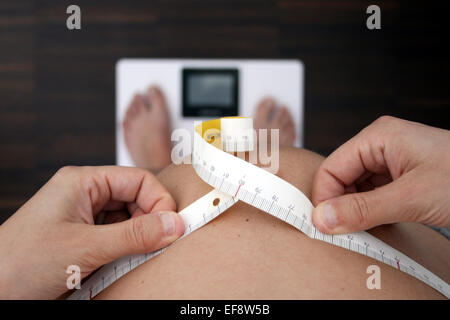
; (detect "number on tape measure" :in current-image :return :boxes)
[68,118,450,300]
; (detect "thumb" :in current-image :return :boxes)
[312,179,414,234]
[89,211,185,264]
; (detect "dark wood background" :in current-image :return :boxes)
[1,0,449,224]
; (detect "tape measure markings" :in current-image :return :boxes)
[69,189,237,300]
[192,120,449,297]
[69,118,449,299]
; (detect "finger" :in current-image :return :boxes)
[102,211,130,224]
[95,211,106,225]
[367,173,392,187]
[355,174,392,192]
[81,166,176,217]
[312,130,388,206]
[344,184,357,194]
[127,202,146,218]
[89,211,185,262]
[354,171,373,185]
[103,200,125,211]
[96,210,130,224]
[127,202,138,215]
[312,177,416,234]
[355,180,375,193]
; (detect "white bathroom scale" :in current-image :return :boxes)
[116,59,304,166]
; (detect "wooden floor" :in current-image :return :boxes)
[1,0,449,223]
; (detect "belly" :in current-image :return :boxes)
[95,201,448,299]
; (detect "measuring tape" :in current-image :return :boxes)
[69,117,449,299]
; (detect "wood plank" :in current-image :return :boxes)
[0,0,449,223]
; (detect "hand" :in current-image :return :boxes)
[312,116,450,234]
[0,166,185,299]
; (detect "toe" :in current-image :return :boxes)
[286,125,296,145]
[122,117,129,131]
[141,95,151,110]
[254,97,276,128]
[284,108,296,143]
[147,86,171,127]
[130,94,146,117]
[147,86,167,109]
[278,107,296,146]
[280,107,292,127]
[126,94,139,117]
[123,94,148,137]
[286,108,295,127]
[272,107,286,128]
[135,94,147,112]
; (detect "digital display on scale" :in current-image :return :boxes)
[182,68,239,117]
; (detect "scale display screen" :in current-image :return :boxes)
[182,68,239,117]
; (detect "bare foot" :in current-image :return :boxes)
[123,86,172,172]
[253,97,296,146]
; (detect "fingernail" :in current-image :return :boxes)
[318,203,338,229]
[159,211,177,236]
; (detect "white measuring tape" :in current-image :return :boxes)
[69,117,449,299]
